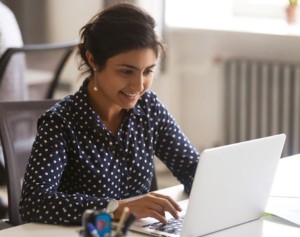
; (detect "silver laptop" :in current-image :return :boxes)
[130,134,286,237]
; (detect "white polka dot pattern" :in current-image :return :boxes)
[19,78,200,224]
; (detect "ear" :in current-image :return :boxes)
[86,50,97,69]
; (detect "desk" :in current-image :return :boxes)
[0,186,185,237]
[0,185,299,237]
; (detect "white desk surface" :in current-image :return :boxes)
[1,155,300,237]
[0,185,187,237]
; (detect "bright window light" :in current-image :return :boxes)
[165,0,290,28]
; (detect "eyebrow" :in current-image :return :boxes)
[117,64,156,70]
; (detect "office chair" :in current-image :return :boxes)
[0,99,58,226]
[0,41,77,99]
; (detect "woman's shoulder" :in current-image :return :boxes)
[40,95,79,122]
[137,90,168,116]
[46,80,90,114]
[140,90,160,105]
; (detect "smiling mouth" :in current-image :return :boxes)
[122,91,139,98]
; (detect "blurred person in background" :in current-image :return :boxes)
[0,1,28,101]
[0,1,28,218]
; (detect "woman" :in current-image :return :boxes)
[20,3,199,225]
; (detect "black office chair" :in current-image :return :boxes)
[0,99,59,226]
[0,41,77,99]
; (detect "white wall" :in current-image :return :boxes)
[44,0,104,93]
[152,28,300,151]
[45,0,102,43]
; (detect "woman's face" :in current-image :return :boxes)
[92,48,157,110]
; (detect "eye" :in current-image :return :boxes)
[143,68,154,76]
[120,69,133,75]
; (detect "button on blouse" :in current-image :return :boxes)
[19,78,200,224]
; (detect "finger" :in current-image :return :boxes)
[146,202,165,216]
[151,193,182,211]
[131,203,166,224]
[160,199,179,219]
[150,194,179,219]
[148,209,168,224]
[151,192,181,212]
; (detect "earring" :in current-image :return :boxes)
[93,67,98,91]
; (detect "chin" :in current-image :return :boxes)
[121,100,139,110]
[123,104,136,110]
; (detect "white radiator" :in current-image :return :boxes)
[224,58,300,157]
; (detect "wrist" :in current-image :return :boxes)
[106,199,119,220]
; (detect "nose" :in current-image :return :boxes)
[131,74,144,92]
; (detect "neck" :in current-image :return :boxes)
[87,79,124,135]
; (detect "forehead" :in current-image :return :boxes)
[107,48,157,68]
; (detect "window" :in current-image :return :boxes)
[165,0,233,28]
[165,0,290,28]
[233,0,289,19]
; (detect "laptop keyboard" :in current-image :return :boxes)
[143,217,184,235]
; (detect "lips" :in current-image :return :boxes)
[121,91,139,99]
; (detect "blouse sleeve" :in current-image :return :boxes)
[154,97,200,194]
[19,112,110,225]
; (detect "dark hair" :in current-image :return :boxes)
[77,3,165,76]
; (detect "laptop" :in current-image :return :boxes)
[129,134,286,237]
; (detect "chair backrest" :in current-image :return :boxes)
[0,41,77,99]
[0,99,58,226]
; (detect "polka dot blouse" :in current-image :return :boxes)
[19,78,200,225]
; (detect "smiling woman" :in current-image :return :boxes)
[19,3,200,226]
[86,48,157,117]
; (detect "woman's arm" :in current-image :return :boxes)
[19,112,110,224]
[154,98,200,194]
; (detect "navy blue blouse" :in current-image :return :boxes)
[19,78,200,224]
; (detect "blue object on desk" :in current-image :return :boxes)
[87,223,100,237]
[95,212,111,237]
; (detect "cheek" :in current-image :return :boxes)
[144,77,153,89]
[97,73,123,89]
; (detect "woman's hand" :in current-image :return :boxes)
[114,192,182,224]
